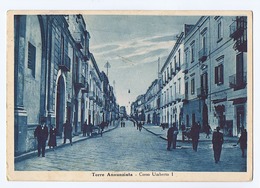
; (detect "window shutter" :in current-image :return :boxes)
[220,64,224,84]
[215,66,218,84]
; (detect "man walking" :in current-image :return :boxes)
[167,125,174,151]
[237,128,247,158]
[212,126,224,163]
[191,122,200,151]
[34,122,48,157]
[63,120,72,145]
[172,123,179,149]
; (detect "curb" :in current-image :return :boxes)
[143,126,238,143]
[15,124,119,163]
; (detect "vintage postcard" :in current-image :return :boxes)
[6,10,253,181]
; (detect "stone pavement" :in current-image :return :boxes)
[143,124,239,143]
[15,120,246,172]
[15,121,119,163]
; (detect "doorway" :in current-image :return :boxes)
[56,76,65,136]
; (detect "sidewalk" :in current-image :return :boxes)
[15,121,119,163]
[143,124,239,143]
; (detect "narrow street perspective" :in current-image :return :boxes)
[15,120,246,172]
[11,12,250,178]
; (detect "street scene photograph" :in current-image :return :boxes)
[8,11,252,181]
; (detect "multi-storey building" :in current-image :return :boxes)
[144,79,160,125]
[14,14,117,156]
[88,53,103,126]
[182,16,247,136]
[160,25,193,129]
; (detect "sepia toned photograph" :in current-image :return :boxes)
[6,10,252,181]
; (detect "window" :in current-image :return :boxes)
[191,45,195,63]
[185,51,188,64]
[191,78,195,95]
[61,35,64,63]
[28,42,36,77]
[236,53,245,87]
[167,67,169,80]
[178,78,181,94]
[170,62,172,75]
[201,72,208,90]
[185,82,188,95]
[215,64,224,85]
[178,49,181,68]
[174,56,177,70]
[217,19,223,42]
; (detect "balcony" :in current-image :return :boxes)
[176,93,184,101]
[229,17,246,40]
[74,32,84,49]
[197,87,208,98]
[229,72,247,90]
[75,75,85,88]
[172,69,176,76]
[88,91,96,100]
[59,54,71,72]
[182,93,189,103]
[175,65,180,72]
[198,48,208,62]
[233,39,247,52]
[81,82,89,93]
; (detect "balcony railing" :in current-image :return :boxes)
[81,82,89,93]
[182,93,189,103]
[198,48,208,62]
[230,17,246,40]
[75,75,85,88]
[74,32,84,49]
[59,54,71,72]
[197,87,208,98]
[175,64,180,71]
[233,39,247,52]
[175,93,182,101]
[229,72,247,90]
[88,91,96,100]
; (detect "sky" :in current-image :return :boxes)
[83,15,200,113]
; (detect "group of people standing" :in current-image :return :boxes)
[34,123,58,157]
[34,120,74,157]
[167,122,247,163]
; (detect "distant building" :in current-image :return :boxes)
[119,106,127,118]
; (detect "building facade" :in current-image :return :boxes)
[131,16,248,137]
[14,15,118,156]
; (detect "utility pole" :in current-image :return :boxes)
[104,61,111,77]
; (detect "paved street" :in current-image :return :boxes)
[15,121,246,172]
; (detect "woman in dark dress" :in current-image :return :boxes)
[48,125,57,150]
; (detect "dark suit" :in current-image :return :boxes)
[191,124,200,151]
[167,127,174,150]
[212,130,224,163]
[34,125,48,157]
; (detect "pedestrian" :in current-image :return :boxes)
[181,122,186,142]
[190,122,200,151]
[167,125,174,151]
[48,124,57,150]
[63,120,72,145]
[172,123,179,149]
[138,121,142,132]
[86,122,92,136]
[237,128,247,158]
[34,122,48,157]
[83,120,88,137]
[212,126,224,163]
[205,124,211,139]
[100,121,105,137]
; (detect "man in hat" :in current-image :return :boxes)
[212,126,224,163]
